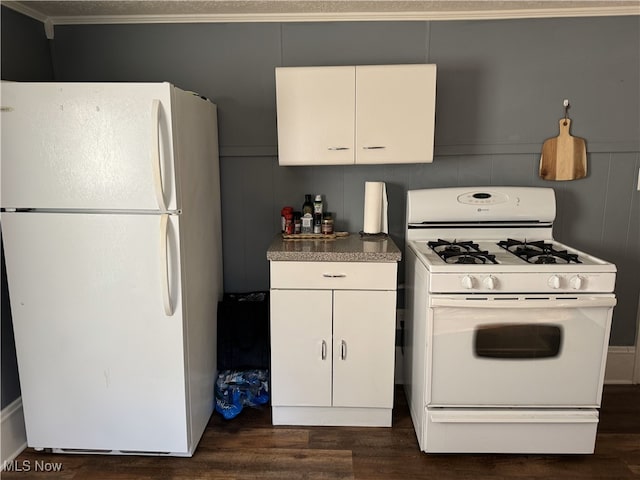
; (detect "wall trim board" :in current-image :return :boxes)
[3,2,639,27]
[219,143,640,159]
[434,142,640,157]
[0,397,27,466]
[219,145,278,158]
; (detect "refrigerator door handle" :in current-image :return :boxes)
[151,99,168,212]
[160,214,174,316]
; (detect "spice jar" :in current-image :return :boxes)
[321,212,334,235]
[284,211,294,234]
[280,206,293,232]
[293,212,302,234]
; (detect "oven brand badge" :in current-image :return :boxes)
[477,208,490,212]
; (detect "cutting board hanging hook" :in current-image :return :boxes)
[563,99,570,125]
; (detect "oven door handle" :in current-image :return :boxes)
[430,296,617,309]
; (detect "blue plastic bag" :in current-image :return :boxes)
[214,369,269,420]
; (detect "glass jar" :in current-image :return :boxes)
[321,212,334,235]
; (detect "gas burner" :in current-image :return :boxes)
[428,239,498,264]
[498,239,582,264]
[428,239,479,252]
[533,255,557,264]
[450,252,497,264]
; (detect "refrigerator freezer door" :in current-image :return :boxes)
[2,212,190,453]
[1,82,178,211]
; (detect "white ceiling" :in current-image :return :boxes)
[3,0,639,26]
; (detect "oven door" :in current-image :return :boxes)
[427,295,616,407]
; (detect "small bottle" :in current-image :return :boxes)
[321,212,334,235]
[313,194,323,215]
[280,206,293,233]
[285,212,294,234]
[293,212,302,234]
[301,213,313,234]
[313,195,323,233]
[313,213,322,234]
[302,194,314,216]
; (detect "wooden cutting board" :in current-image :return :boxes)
[539,118,587,181]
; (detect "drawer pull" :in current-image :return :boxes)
[321,340,327,360]
[341,340,347,360]
[327,146,350,151]
[322,273,346,278]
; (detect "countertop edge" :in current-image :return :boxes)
[266,233,402,263]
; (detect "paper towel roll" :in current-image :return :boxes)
[363,181,388,234]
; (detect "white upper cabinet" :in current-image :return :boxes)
[356,65,437,164]
[275,64,437,166]
[275,66,355,165]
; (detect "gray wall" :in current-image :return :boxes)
[1,6,55,408]
[2,13,639,356]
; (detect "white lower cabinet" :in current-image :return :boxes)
[270,261,397,426]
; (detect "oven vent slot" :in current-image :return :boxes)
[524,297,551,300]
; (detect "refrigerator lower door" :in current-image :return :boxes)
[2,212,190,454]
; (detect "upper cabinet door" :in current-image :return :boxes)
[276,66,355,165]
[356,64,437,165]
[1,82,178,211]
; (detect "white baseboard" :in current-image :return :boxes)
[605,346,637,384]
[1,397,27,465]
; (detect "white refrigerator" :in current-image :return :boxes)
[0,82,223,456]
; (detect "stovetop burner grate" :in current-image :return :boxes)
[497,239,582,264]
[428,239,498,265]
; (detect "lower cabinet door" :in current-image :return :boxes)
[270,289,333,407]
[332,290,397,408]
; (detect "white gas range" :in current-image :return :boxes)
[403,186,617,454]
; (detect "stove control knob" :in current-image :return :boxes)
[570,275,584,290]
[461,275,475,289]
[548,275,561,289]
[483,275,497,290]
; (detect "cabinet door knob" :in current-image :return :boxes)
[341,340,347,360]
[321,340,327,360]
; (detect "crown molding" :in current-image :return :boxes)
[2,1,638,40]
[32,7,640,25]
[3,1,48,22]
[2,1,639,25]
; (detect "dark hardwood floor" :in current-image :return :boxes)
[4,385,639,479]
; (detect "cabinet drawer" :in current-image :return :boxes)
[270,261,397,290]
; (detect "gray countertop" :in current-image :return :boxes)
[266,233,402,263]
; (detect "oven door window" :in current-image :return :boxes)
[474,324,562,359]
